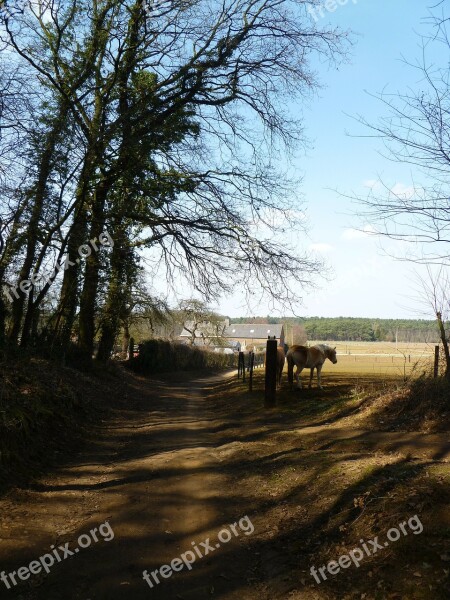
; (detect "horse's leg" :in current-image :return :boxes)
[317,364,323,389]
[309,367,314,388]
[296,367,303,389]
[287,356,294,390]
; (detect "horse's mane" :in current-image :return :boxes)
[314,344,335,355]
[314,343,329,351]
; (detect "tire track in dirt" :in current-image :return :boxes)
[0,371,261,600]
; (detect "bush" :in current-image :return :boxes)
[129,340,238,374]
[0,356,89,483]
[363,375,450,433]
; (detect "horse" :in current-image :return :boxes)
[286,344,337,390]
[276,346,285,388]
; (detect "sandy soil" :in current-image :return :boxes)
[0,367,449,600]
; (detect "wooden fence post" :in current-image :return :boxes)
[240,351,245,379]
[128,337,135,362]
[265,337,277,408]
[249,351,255,392]
[434,345,440,378]
[238,351,244,378]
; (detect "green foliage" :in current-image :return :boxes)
[130,339,237,374]
[301,317,439,342]
[232,317,439,343]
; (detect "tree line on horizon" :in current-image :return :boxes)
[231,316,440,343]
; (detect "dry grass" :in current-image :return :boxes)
[307,341,435,380]
[212,369,450,600]
[0,355,123,487]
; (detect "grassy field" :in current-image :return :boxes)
[307,341,436,380]
[208,370,450,599]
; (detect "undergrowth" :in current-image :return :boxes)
[0,353,110,488]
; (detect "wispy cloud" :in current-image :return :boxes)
[363,179,417,200]
[341,225,376,241]
[309,243,334,254]
[389,182,415,199]
[363,179,381,190]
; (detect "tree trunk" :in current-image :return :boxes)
[78,180,109,356]
[8,102,69,344]
[96,229,131,361]
[50,205,88,348]
[96,313,118,361]
[122,322,130,354]
[0,270,6,346]
[436,311,450,378]
[20,289,35,347]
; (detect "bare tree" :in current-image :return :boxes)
[347,5,450,379]
[120,288,170,355]
[291,323,308,345]
[350,7,450,266]
[414,266,450,377]
[176,299,224,346]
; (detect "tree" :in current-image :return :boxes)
[0,216,5,344]
[351,7,450,266]
[109,281,170,357]
[0,0,350,358]
[414,267,450,377]
[286,323,307,345]
[348,5,450,374]
[176,299,225,346]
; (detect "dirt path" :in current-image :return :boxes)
[0,369,449,599]
[0,371,263,600]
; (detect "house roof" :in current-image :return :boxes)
[224,324,283,339]
[179,321,284,341]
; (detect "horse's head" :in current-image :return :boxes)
[327,346,338,364]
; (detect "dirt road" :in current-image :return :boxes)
[0,369,449,599]
[0,371,265,599]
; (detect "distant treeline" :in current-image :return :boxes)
[231,317,440,343]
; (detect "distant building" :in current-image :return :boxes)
[179,320,285,351]
[224,323,284,351]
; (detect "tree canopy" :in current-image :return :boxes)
[0,0,350,358]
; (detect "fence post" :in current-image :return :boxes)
[265,337,277,408]
[238,351,243,378]
[249,351,255,392]
[128,337,135,362]
[242,352,246,381]
[434,345,440,378]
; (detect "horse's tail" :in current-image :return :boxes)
[286,350,294,390]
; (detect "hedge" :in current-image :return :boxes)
[129,340,238,374]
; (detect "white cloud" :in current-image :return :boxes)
[362,180,417,199]
[363,179,381,190]
[256,208,307,228]
[341,225,376,240]
[389,182,415,199]
[309,243,334,254]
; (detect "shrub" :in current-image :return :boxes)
[0,356,88,482]
[129,340,238,374]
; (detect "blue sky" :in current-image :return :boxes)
[216,0,444,319]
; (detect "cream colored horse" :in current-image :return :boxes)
[286,344,337,390]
